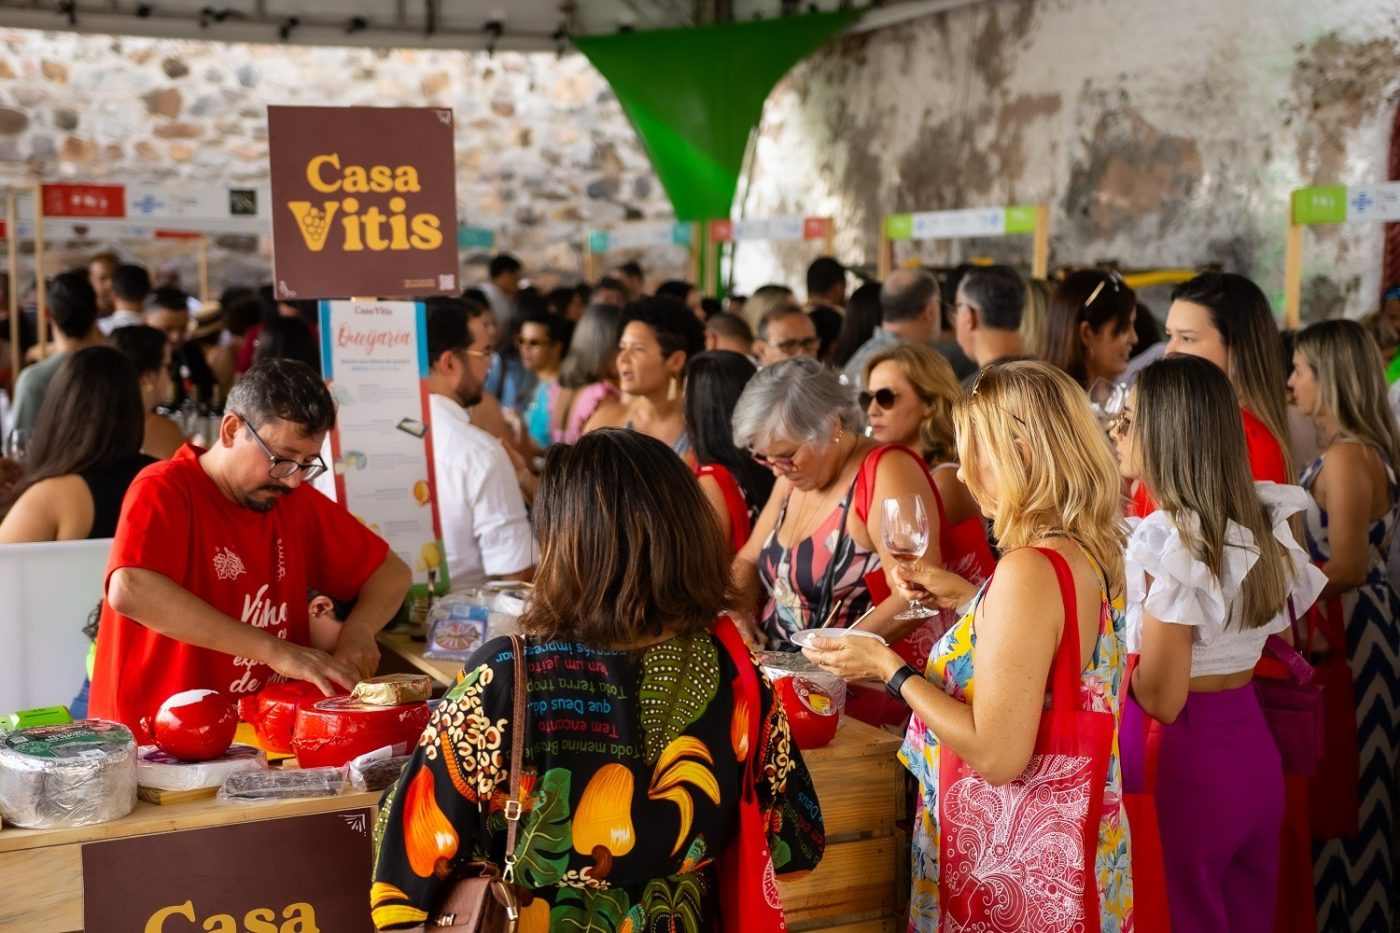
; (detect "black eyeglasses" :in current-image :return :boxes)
[773,336,820,356]
[751,448,800,472]
[235,413,328,481]
[859,388,900,410]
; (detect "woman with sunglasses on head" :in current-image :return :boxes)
[1289,319,1400,933]
[1040,268,1138,389]
[729,358,943,661]
[1139,273,1292,518]
[1112,355,1324,933]
[584,296,706,461]
[684,350,773,551]
[805,361,1134,931]
[862,342,995,585]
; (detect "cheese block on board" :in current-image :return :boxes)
[0,720,137,829]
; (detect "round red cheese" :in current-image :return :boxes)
[238,682,343,754]
[292,697,431,768]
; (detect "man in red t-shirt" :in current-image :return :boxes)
[89,359,412,735]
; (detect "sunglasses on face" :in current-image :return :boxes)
[858,388,900,410]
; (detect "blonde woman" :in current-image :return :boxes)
[803,361,1133,931]
[1289,319,1400,933]
[862,343,994,583]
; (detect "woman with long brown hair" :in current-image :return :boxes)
[1115,354,1324,932]
[0,345,153,542]
[1289,319,1400,932]
[373,429,823,932]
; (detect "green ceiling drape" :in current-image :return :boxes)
[574,11,859,223]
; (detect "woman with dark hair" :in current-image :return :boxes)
[827,281,882,368]
[555,302,624,444]
[109,324,184,459]
[1041,268,1138,388]
[372,429,824,931]
[584,296,706,458]
[545,284,585,322]
[683,350,773,551]
[1114,355,1324,933]
[0,345,153,542]
[252,315,321,373]
[516,310,572,452]
[1290,319,1400,932]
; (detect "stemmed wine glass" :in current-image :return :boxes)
[882,494,937,620]
[1086,378,1127,432]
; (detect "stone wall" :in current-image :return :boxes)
[734,0,1400,320]
[0,29,676,293]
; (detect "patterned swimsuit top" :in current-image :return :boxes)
[756,470,880,648]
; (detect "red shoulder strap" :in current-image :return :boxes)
[1029,546,1082,710]
[713,616,762,775]
[854,443,952,559]
[697,463,751,550]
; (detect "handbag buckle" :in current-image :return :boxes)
[502,855,518,884]
[503,798,522,822]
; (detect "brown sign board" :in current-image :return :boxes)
[82,807,375,932]
[268,105,459,301]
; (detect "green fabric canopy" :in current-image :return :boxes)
[575,11,859,223]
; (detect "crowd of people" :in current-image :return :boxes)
[2,246,1398,933]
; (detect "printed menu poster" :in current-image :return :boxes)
[320,299,447,597]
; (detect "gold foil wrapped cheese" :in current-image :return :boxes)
[351,673,433,707]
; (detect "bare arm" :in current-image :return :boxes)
[861,451,941,642]
[697,473,733,550]
[1313,445,1376,595]
[332,550,413,679]
[0,476,94,543]
[730,477,787,617]
[1128,582,1194,723]
[108,566,359,695]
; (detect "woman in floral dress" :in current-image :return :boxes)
[804,362,1133,932]
[372,430,824,932]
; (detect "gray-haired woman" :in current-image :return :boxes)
[730,358,943,655]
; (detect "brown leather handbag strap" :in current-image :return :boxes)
[502,633,527,882]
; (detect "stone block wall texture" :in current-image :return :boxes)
[0,28,677,292]
[0,0,1397,319]
[733,0,1400,321]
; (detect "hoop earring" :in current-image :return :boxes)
[666,375,679,402]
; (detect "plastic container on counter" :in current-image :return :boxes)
[422,589,521,661]
[756,650,846,750]
[292,697,431,769]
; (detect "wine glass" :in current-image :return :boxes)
[882,494,937,620]
[3,428,29,463]
[1087,378,1127,431]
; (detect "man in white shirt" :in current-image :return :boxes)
[98,263,150,335]
[425,296,534,589]
[477,253,522,333]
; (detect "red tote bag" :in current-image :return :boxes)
[713,616,788,932]
[937,548,1116,933]
[1304,597,1359,840]
[1120,659,1171,933]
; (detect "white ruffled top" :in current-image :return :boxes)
[1124,482,1328,677]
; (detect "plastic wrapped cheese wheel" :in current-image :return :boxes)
[292,697,431,769]
[0,720,137,829]
[238,682,343,753]
[137,743,268,791]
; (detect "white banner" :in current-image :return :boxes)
[1346,183,1400,223]
[732,217,806,242]
[319,300,445,595]
[910,207,1007,239]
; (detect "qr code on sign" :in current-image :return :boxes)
[439,274,456,290]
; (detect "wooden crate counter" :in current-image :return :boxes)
[380,632,907,932]
[0,788,381,932]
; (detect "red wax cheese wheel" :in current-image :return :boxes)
[292,697,431,769]
[775,676,839,750]
[238,682,344,754]
[150,690,238,762]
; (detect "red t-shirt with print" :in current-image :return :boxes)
[88,444,389,735]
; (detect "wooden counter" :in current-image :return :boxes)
[378,633,908,931]
[0,789,381,932]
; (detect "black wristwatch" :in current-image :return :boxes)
[885,664,920,701]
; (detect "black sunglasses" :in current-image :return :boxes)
[858,388,899,410]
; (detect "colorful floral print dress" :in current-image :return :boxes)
[372,632,825,932]
[897,559,1134,933]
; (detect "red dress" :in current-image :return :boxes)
[695,462,753,552]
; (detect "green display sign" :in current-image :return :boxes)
[884,213,915,241]
[1292,186,1348,225]
[1004,204,1039,234]
[457,226,495,249]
